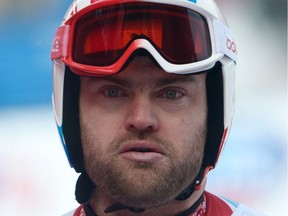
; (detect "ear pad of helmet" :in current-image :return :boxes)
[62,67,84,173]
[204,62,224,168]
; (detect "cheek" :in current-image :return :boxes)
[178,122,206,161]
[80,119,111,165]
[162,111,207,154]
[80,105,126,156]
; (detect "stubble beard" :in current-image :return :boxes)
[81,124,206,209]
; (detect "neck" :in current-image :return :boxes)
[88,180,206,216]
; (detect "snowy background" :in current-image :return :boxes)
[0,0,287,215]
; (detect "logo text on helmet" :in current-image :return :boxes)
[226,37,237,54]
[52,36,60,53]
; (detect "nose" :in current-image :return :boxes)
[125,96,159,133]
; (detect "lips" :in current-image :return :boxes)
[120,141,165,163]
[130,147,153,152]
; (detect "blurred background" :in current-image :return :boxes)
[0,0,286,215]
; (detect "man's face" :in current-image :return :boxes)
[79,56,207,208]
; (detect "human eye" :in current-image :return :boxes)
[158,88,184,100]
[101,86,127,98]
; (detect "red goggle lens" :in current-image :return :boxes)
[72,3,211,66]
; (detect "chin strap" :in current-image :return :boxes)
[82,194,205,216]
[176,193,205,216]
[175,181,198,201]
[175,166,207,201]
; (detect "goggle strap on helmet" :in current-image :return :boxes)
[51,25,70,60]
[213,20,237,62]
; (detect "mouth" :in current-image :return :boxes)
[120,142,165,163]
[131,147,155,153]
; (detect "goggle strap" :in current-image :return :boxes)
[213,20,238,62]
[51,25,70,60]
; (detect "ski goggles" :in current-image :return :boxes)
[51,1,237,76]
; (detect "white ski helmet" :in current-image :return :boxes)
[51,0,237,204]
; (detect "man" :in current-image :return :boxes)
[51,0,265,215]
